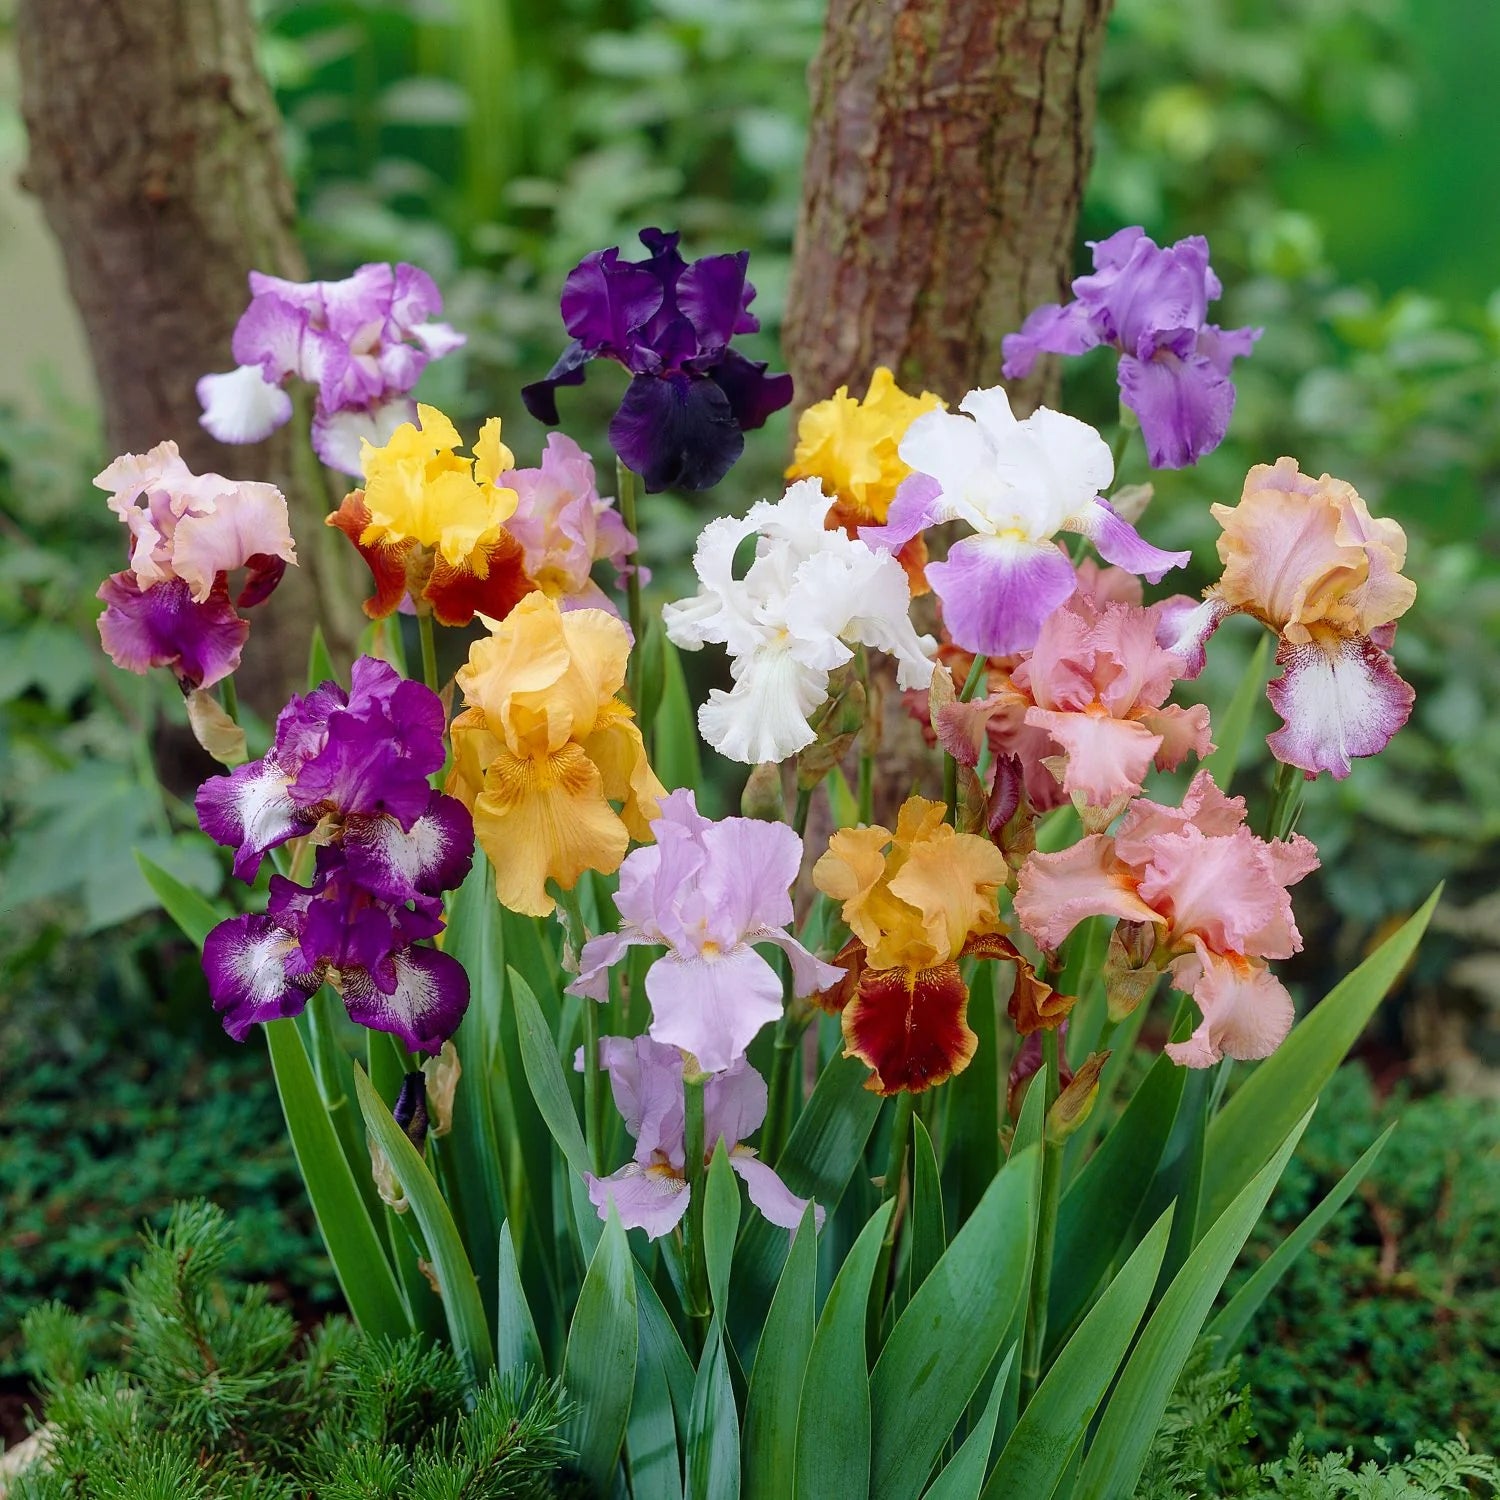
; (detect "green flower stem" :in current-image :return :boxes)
[792,784,814,839]
[1021,1027,1064,1406]
[616,459,645,699]
[1264,759,1305,842]
[943,654,991,824]
[552,882,603,1175]
[682,1069,711,1329]
[762,1010,806,1165]
[858,750,875,824]
[417,610,441,697]
[870,1090,916,1333]
[219,674,239,724]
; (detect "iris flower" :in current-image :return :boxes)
[196,657,475,1051]
[1001,227,1260,469]
[522,228,792,492]
[1015,771,1319,1067]
[570,791,840,1073]
[865,386,1188,657]
[663,479,935,764]
[581,1036,822,1240]
[198,262,465,475]
[1160,458,1417,779]
[812,797,1036,1094]
[326,404,532,627]
[95,442,296,690]
[445,592,663,917]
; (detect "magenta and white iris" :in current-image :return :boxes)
[863,386,1189,658]
[570,790,840,1074]
[197,262,466,475]
[196,656,474,1051]
[580,1036,823,1239]
[94,441,296,689]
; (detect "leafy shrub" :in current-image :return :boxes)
[10,1202,574,1499]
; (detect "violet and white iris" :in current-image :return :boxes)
[1001,227,1260,470]
[864,386,1188,657]
[580,1036,823,1239]
[570,790,839,1073]
[522,228,792,493]
[664,479,936,764]
[197,262,466,475]
[196,656,474,1050]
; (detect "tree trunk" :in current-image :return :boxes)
[784,0,1113,414]
[15,0,360,711]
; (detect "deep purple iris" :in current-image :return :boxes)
[522,228,793,492]
[196,656,473,1051]
[1001,227,1261,470]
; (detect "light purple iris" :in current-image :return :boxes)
[521,229,793,493]
[578,1036,823,1240]
[569,790,840,1074]
[197,263,466,475]
[197,656,473,1050]
[203,848,469,1054]
[1001,227,1261,470]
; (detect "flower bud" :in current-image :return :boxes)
[740,762,787,823]
[394,1070,430,1153]
[421,1042,462,1139]
[367,1135,408,1214]
[185,688,247,767]
[1046,1050,1110,1144]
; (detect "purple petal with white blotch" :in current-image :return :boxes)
[730,1152,825,1232]
[926,534,1079,657]
[97,572,248,690]
[587,1163,691,1239]
[339,944,470,1053]
[1072,498,1190,583]
[196,757,301,882]
[342,791,475,904]
[203,913,319,1041]
[1117,348,1235,469]
[231,292,308,382]
[1154,596,1227,680]
[609,371,744,493]
[1266,635,1415,780]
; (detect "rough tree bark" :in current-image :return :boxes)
[784,0,1113,414]
[16,0,361,711]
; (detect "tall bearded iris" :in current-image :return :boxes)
[197,262,466,475]
[95,442,297,690]
[196,657,474,1051]
[522,228,793,492]
[570,791,840,1073]
[1001,227,1260,469]
[865,387,1188,657]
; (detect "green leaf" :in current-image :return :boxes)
[925,1346,1015,1500]
[496,1220,544,1380]
[870,1146,1039,1500]
[1201,887,1439,1225]
[1205,1122,1395,1361]
[1048,1048,1186,1346]
[704,1142,741,1321]
[654,634,703,793]
[353,1064,494,1387]
[263,1021,410,1343]
[732,1052,883,1352]
[562,1208,638,1490]
[793,1200,894,1499]
[509,964,591,1182]
[135,851,226,949]
[1202,633,1272,790]
[907,1115,945,1301]
[743,1208,818,1500]
[686,1323,740,1500]
[1073,1110,1313,1500]
[946,960,1001,1223]
[306,623,337,690]
[1010,1056,1047,1160]
[984,1209,1173,1500]
[630,1331,685,1500]
[635,1263,696,1419]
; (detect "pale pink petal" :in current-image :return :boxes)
[587,1163,690,1239]
[1014,836,1162,952]
[1091,602,1183,715]
[1114,769,1248,866]
[588,1035,685,1164]
[411,320,466,358]
[169,480,296,601]
[645,944,784,1074]
[1016,600,1099,713]
[1164,943,1294,1067]
[699,814,803,944]
[1025,707,1162,806]
[196,365,294,446]
[1266,634,1415,780]
[731,1150,825,1231]
[1141,702,1214,772]
[703,1059,769,1152]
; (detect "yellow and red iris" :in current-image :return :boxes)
[327,403,533,626]
[812,796,1048,1095]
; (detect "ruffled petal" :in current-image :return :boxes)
[97,572,248,690]
[169,480,295,601]
[1000,298,1105,378]
[842,960,977,1095]
[730,1150,825,1231]
[1025,707,1163,807]
[1117,349,1235,469]
[196,365,294,445]
[327,489,416,619]
[1164,943,1294,1067]
[203,914,318,1040]
[343,792,475,904]
[1070,498,1190,583]
[1266,633,1415,780]
[696,645,829,765]
[423,530,535,628]
[587,1163,690,1240]
[926,534,1078,657]
[1014,835,1162,952]
[645,944,784,1074]
[339,944,470,1053]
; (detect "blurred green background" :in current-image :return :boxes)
[1,0,1497,1459]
